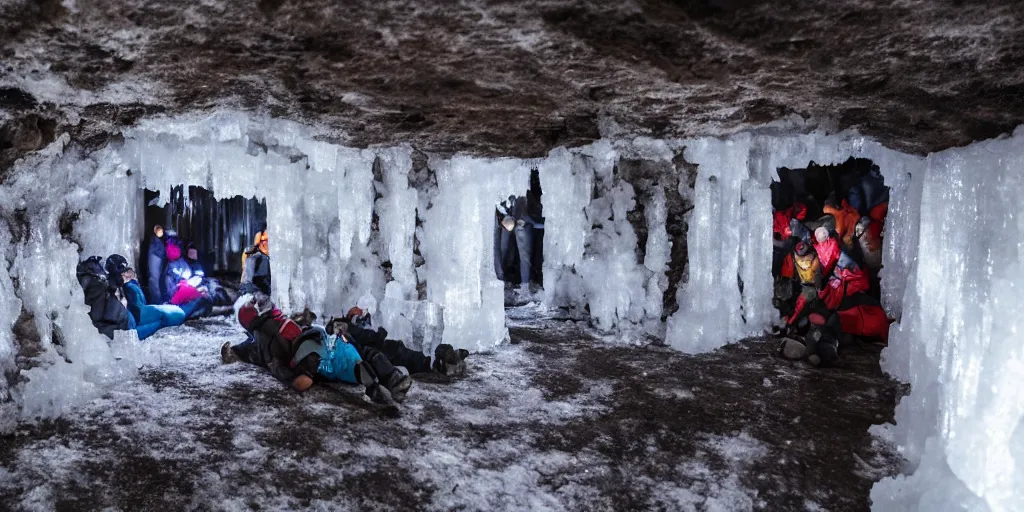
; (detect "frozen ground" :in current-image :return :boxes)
[0,307,903,511]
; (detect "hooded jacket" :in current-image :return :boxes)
[77,257,130,339]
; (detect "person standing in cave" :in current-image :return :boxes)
[496,195,541,293]
[240,224,271,295]
[145,224,167,304]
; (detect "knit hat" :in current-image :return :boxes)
[105,254,130,276]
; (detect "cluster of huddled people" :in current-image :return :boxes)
[76,222,470,411]
[75,223,240,341]
[771,166,891,367]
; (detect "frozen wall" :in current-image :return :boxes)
[421,155,529,351]
[870,129,1024,512]
[0,137,144,432]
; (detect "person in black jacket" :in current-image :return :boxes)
[77,256,131,339]
[145,225,167,304]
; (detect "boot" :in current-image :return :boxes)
[433,344,467,377]
[221,342,239,364]
[356,361,400,415]
[778,338,806,360]
[385,367,413,403]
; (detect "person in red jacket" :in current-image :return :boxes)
[813,227,841,277]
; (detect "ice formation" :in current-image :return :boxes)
[0,107,1021,512]
[421,155,529,351]
[870,129,1024,512]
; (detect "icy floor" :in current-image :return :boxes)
[0,308,903,511]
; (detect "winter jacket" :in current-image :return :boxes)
[145,234,166,304]
[240,248,271,295]
[77,257,130,339]
[793,252,822,288]
[238,301,303,385]
[847,170,889,217]
[291,327,363,384]
[813,237,841,277]
[823,200,860,247]
[163,258,194,304]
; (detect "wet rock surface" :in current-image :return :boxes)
[0,313,903,511]
[1,0,1023,161]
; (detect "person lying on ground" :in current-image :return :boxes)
[327,314,469,378]
[221,295,409,408]
[77,256,165,341]
[105,254,187,335]
[183,242,236,312]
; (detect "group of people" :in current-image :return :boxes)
[221,294,469,412]
[77,223,266,341]
[771,167,891,367]
[77,221,470,410]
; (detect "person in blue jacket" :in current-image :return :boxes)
[105,255,186,335]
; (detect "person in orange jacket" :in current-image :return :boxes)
[240,225,271,295]
[823,197,860,249]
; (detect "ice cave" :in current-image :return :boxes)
[1,1,1022,510]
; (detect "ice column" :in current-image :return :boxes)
[666,136,755,352]
[871,130,1024,512]
[422,155,529,351]
[538,147,592,309]
[376,146,418,299]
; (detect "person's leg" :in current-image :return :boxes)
[346,324,433,374]
[134,321,163,341]
[514,223,533,285]
[354,344,412,401]
[177,297,212,319]
[139,304,186,327]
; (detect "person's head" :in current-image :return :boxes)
[186,243,198,261]
[254,230,269,255]
[795,241,812,257]
[325,316,349,337]
[166,238,182,261]
[814,227,830,244]
[855,216,871,237]
[153,225,164,239]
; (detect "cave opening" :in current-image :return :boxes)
[770,157,891,347]
[141,185,267,314]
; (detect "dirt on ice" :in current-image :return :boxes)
[0,310,904,511]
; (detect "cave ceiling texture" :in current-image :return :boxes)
[1,0,1023,168]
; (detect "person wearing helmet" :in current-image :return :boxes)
[812,226,841,277]
[240,224,271,295]
[785,241,825,330]
[104,254,187,338]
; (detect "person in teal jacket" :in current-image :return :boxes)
[105,255,187,338]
